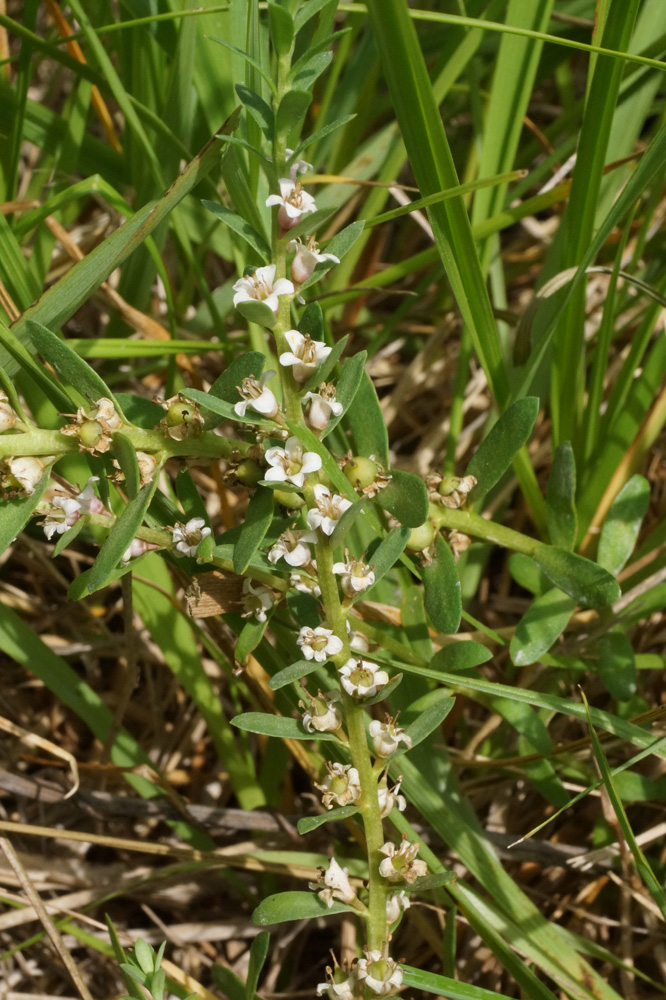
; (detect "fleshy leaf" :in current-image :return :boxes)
[466,397,539,509]
[546,442,577,550]
[269,659,320,690]
[252,891,354,926]
[202,201,270,262]
[429,641,492,673]
[533,544,620,609]
[597,475,650,576]
[297,806,360,834]
[510,587,576,666]
[231,713,340,740]
[343,369,389,467]
[598,626,636,701]
[423,534,462,634]
[85,477,161,594]
[27,319,122,413]
[233,487,274,574]
[379,470,428,528]
[236,298,278,329]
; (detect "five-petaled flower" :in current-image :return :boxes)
[268,527,317,567]
[306,484,352,535]
[369,716,412,757]
[42,477,108,540]
[378,837,428,884]
[241,579,275,622]
[297,625,344,662]
[232,264,294,314]
[287,236,339,285]
[309,857,357,908]
[235,370,280,420]
[333,554,375,598]
[303,383,343,431]
[355,951,403,997]
[171,518,211,558]
[338,658,389,699]
[266,178,317,231]
[264,436,322,488]
[316,967,355,1000]
[279,330,331,383]
[386,890,410,925]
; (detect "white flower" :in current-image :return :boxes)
[171,518,211,558]
[287,236,339,284]
[0,391,16,432]
[122,537,160,563]
[266,178,317,231]
[377,775,407,818]
[306,484,352,535]
[349,630,370,653]
[316,973,355,1000]
[268,528,317,567]
[338,658,389,699]
[264,436,322,488]
[332,555,375,597]
[42,477,108,540]
[309,857,356,908]
[242,578,275,622]
[301,690,343,733]
[234,370,279,419]
[356,952,403,996]
[5,456,44,495]
[297,625,344,662]
[303,383,343,431]
[290,572,322,598]
[232,264,294,314]
[369,717,413,757]
[315,762,361,809]
[386,891,410,925]
[379,838,428,884]
[285,148,313,181]
[279,330,332,383]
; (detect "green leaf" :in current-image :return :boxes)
[405,872,458,894]
[298,302,325,344]
[27,320,121,412]
[379,470,428,528]
[115,394,164,429]
[598,626,636,702]
[113,433,141,500]
[276,89,312,138]
[183,387,272,428]
[508,553,548,596]
[402,586,432,660]
[0,319,80,414]
[294,0,336,32]
[401,964,517,1000]
[231,713,339,741]
[212,965,248,1000]
[202,201,271,262]
[429,641,492,673]
[175,469,210,525]
[86,477,161,594]
[363,672,402,706]
[236,84,274,140]
[268,2,294,56]
[423,534,462,634]
[287,113,357,165]
[322,351,367,439]
[258,479,301,493]
[291,52,331,90]
[343,369,389,467]
[366,526,411,588]
[597,474,650,575]
[329,498,366,549]
[246,931,270,1000]
[207,351,266,404]
[546,442,577,550]
[297,805,360,835]
[0,465,52,557]
[510,587,576,666]
[235,616,270,667]
[302,332,348,393]
[233,487,274,575]
[533,544,620,609]
[236,298,278,329]
[399,692,455,757]
[466,397,539,508]
[134,939,155,976]
[252,891,354,926]
[269,659,321,690]
[299,221,365,291]
[52,515,86,557]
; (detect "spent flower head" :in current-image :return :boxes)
[315,762,361,809]
[241,578,276,622]
[60,396,122,454]
[379,837,427,884]
[356,951,403,997]
[2,456,45,496]
[301,689,343,734]
[159,394,204,441]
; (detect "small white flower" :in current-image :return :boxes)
[338,658,389,699]
[290,572,322,598]
[235,370,279,419]
[369,717,412,757]
[303,383,343,431]
[285,148,313,181]
[279,330,332,383]
[268,527,317,567]
[315,762,361,809]
[0,391,16,432]
[309,857,357,908]
[42,477,108,540]
[122,537,160,563]
[297,625,344,662]
[242,578,275,622]
[356,952,403,996]
[301,689,343,733]
[287,236,339,284]
[5,456,44,495]
[378,838,428,884]
[264,436,322,488]
[306,484,352,536]
[266,178,317,231]
[316,973,355,1000]
[377,775,407,818]
[332,555,375,598]
[171,518,211,558]
[349,630,370,653]
[386,890,410,925]
[232,264,294,314]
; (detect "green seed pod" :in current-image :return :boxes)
[166,400,195,426]
[344,456,378,490]
[406,521,435,551]
[274,489,305,509]
[78,419,105,450]
[235,458,264,486]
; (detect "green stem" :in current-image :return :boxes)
[0,426,247,462]
[434,505,539,556]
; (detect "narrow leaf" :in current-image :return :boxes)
[533,544,620,609]
[276,89,312,137]
[236,84,274,140]
[268,3,294,56]
[0,465,53,556]
[113,433,141,500]
[399,693,455,758]
[363,672,402,706]
[546,442,577,550]
[467,397,539,508]
[343,369,389,467]
[231,713,339,741]
[322,351,367,439]
[233,487,274,574]
[27,319,121,411]
[246,931,270,1000]
[597,475,650,575]
[598,626,636,701]
[380,470,428,528]
[329,498,366,549]
[429,642,492,673]
[269,659,321,690]
[208,351,266,405]
[302,332,348,393]
[86,477,161,594]
[252,891,353,926]
[202,201,271,262]
[423,534,462,634]
[366,526,411,588]
[235,616,270,666]
[299,221,365,291]
[298,806,360,834]
[510,587,576,666]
